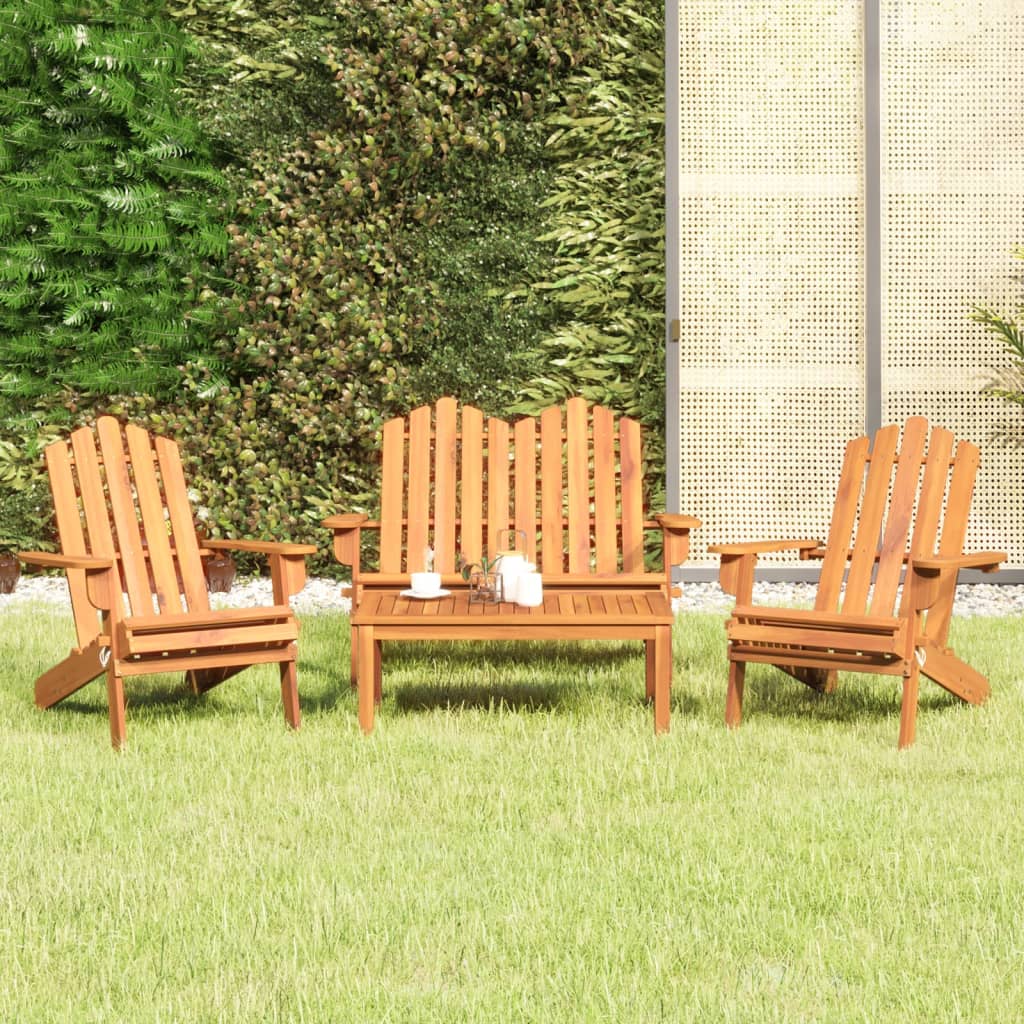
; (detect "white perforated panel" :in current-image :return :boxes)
[880,0,1024,566]
[675,1,866,563]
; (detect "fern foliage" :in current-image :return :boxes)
[0,0,229,398]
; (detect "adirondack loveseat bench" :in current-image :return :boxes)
[323,397,700,733]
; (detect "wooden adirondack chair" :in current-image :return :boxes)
[709,417,1006,748]
[323,397,699,725]
[18,417,316,748]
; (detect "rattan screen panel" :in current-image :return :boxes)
[880,0,1024,566]
[676,1,865,564]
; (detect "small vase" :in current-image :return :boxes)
[204,552,236,594]
[468,570,502,604]
[0,552,20,594]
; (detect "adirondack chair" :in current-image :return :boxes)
[323,396,699,726]
[18,417,316,748]
[709,417,1006,748]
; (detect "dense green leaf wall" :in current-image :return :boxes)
[1,1,667,567]
[0,0,229,401]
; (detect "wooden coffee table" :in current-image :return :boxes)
[351,588,674,734]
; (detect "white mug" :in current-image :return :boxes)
[516,572,543,607]
[410,571,441,596]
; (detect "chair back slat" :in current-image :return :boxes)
[460,406,485,567]
[940,440,980,556]
[405,405,432,573]
[379,416,406,574]
[814,436,870,613]
[485,417,510,559]
[95,418,155,616]
[43,418,212,626]
[513,416,538,565]
[540,406,565,575]
[592,405,618,574]
[432,397,458,573]
[619,415,645,573]
[566,397,591,573]
[125,424,181,615]
[870,417,929,615]
[153,434,209,614]
[897,425,954,617]
[924,439,981,641]
[841,424,901,614]
[44,439,99,648]
[811,419,978,621]
[70,426,116,561]
[372,399,654,579]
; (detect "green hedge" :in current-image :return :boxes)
[1,1,668,566]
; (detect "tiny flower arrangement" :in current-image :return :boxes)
[457,551,503,603]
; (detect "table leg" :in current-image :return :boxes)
[653,626,671,734]
[358,626,377,734]
[645,639,656,701]
[350,625,359,690]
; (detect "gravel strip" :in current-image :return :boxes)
[3,575,1024,618]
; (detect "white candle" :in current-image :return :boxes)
[516,571,543,607]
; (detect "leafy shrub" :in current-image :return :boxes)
[509,4,666,436]
[0,0,230,399]
[117,1,593,571]
[0,403,60,552]
[399,124,561,412]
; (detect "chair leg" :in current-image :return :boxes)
[357,627,377,734]
[653,626,671,734]
[350,625,359,690]
[106,667,127,750]
[279,658,301,730]
[725,658,745,729]
[35,641,106,709]
[898,662,921,750]
[644,639,656,702]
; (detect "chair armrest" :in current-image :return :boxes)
[322,514,370,531]
[710,539,821,603]
[18,552,118,611]
[653,514,701,570]
[203,539,314,601]
[708,539,821,556]
[912,552,1006,574]
[653,514,702,531]
[906,552,1007,613]
[202,539,317,557]
[18,551,115,571]
[322,514,375,571]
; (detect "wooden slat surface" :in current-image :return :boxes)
[353,588,672,626]
[842,424,900,614]
[486,417,510,557]
[379,416,406,573]
[406,404,432,573]
[592,404,618,574]
[126,424,181,614]
[513,415,537,564]
[814,435,869,613]
[566,397,590,573]
[870,416,928,616]
[45,439,98,647]
[154,434,209,613]
[433,397,458,574]
[460,406,484,566]
[96,418,151,616]
[619,415,644,573]
[540,405,564,575]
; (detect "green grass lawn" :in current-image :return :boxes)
[1,604,1022,1022]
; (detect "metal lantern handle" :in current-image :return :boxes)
[497,528,528,554]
